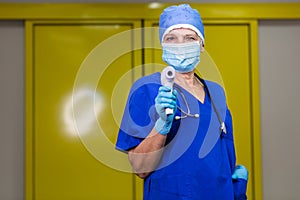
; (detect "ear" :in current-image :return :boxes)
[200,45,205,53]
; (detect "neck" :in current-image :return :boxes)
[175,71,195,87]
[175,71,205,103]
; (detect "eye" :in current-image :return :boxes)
[163,34,179,43]
[184,36,197,42]
[164,36,175,41]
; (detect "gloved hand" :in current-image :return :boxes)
[232,164,248,181]
[232,164,248,200]
[154,86,177,135]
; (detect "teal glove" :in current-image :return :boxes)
[232,164,248,181]
[154,86,177,135]
[232,164,248,199]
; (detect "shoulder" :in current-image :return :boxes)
[126,72,161,103]
[195,73,225,95]
[130,72,161,94]
[203,79,228,115]
[132,72,161,87]
[203,80,225,93]
[202,79,226,100]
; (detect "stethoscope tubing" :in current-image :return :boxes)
[173,75,227,134]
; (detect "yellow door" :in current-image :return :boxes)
[144,20,259,200]
[26,20,142,200]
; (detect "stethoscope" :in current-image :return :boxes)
[174,84,200,120]
[173,76,227,134]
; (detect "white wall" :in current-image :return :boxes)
[259,20,300,200]
[0,21,24,200]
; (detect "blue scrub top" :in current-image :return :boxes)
[116,72,237,200]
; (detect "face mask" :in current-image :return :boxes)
[162,41,200,73]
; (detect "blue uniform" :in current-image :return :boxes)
[116,72,237,200]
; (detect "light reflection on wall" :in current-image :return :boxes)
[62,87,104,138]
[148,2,163,9]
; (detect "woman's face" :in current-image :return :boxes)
[163,28,204,51]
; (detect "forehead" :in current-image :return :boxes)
[166,28,198,36]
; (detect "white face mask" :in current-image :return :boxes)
[162,41,200,73]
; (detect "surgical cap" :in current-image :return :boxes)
[159,4,205,43]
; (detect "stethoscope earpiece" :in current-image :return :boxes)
[175,116,181,120]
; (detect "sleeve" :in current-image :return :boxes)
[115,81,160,152]
[205,80,236,172]
[204,80,246,198]
[233,179,248,200]
[223,108,236,173]
[225,110,248,199]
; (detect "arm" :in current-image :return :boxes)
[128,86,177,179]
[128,128,167,179]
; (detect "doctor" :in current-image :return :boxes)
[116,4,248,200]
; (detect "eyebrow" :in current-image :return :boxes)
[185,33,198,36]
[164,33,198,37]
